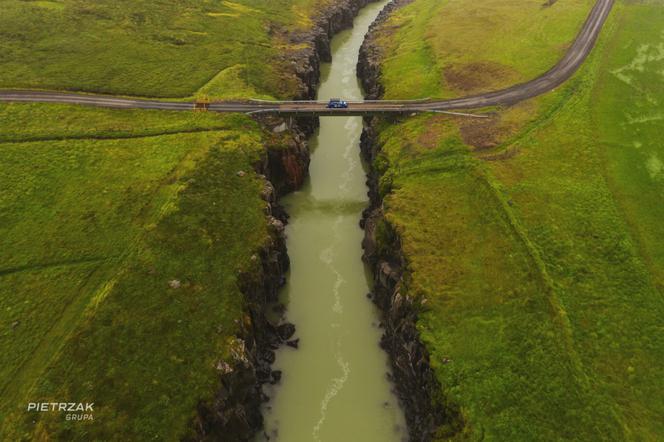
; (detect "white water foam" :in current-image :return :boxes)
[319,215,346,314]
[338,119,360,194]
[312,350,351,441]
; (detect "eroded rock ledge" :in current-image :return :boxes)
[358,1,464,440]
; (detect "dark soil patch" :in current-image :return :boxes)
[460,117,501,150]
[459,114,520,151]
[443,61,520,94]
[417,115,450,149]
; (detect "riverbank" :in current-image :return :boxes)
[360,126,464,441]
[357,3,463,440]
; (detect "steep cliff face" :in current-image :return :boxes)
[186,2,387,441]
[358,2,464,440]
[259,115,311,197]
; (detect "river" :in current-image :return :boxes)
[259,1,407,441]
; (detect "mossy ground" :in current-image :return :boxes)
[370,0,664,439]
[0,0,329,439]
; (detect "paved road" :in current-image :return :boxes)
[0,0,613,116]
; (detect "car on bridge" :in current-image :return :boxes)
[326,98,348,109]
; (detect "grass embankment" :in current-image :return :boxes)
[0,0,331,438]
[0,103,249,143]
[370,0,664,439]
[0,0,329,98]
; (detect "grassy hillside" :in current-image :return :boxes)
[0,0,329,438]
[372,0,594,98]
[1,136,272,440]
[0,0,331,98]
[369,0,664,439]
[0,112,273,439]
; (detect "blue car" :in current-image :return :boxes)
[326,98,348,109]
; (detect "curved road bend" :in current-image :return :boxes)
[0,0,613,115]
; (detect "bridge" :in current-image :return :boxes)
[0,0,613,116]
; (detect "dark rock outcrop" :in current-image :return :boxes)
[257,114,311,197]
[276,322,296,341]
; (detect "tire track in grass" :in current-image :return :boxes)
[0,132,221,434]
[0,257,120,430]
[0,256,111,277]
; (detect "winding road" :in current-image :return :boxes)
[0,0,613,116]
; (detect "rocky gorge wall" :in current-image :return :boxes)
[358,1,464,440]
[185,1,385,441]
[287,0,386,101]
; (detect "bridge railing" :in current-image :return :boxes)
[248,97,432,105]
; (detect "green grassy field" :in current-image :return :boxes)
[369,0,664,439]
[593,2,664,294]
[0,0,331,438]
[0,117,274,439]
[0,0,331,98]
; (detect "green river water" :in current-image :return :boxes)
[259,1,407,441]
